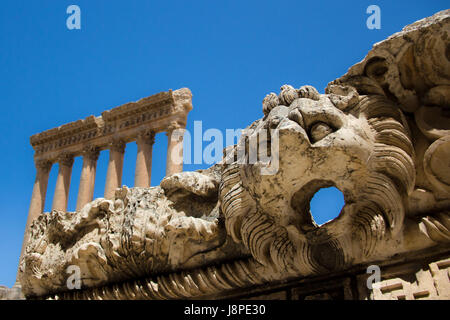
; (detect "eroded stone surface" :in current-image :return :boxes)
[0,283,24,300]
[20,170,246,297]
[19,10,450,299]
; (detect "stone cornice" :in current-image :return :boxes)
[41,248,450,300]
[30,88,192,162]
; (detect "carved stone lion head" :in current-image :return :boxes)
[219,84,415,276]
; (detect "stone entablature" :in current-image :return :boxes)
[17,88,192,284]
[39,249,450,300]
[30,88,192,162]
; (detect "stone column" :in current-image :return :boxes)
[134,130,155,187]
[76,146,100,211]
[18,159,52,272]
[104,139,126,199]
[166,122,185,176]
[51,153,74,211]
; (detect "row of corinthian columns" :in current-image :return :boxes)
[19,125,185,271]
[17,88,193,285]
[35,127,183,212]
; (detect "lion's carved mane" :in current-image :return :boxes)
[219,86,416,276]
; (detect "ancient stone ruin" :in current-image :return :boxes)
[18,88,192,267]
[15,10,450,300]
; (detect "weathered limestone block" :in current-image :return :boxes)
[0,283,24,300]
[331,9,450,205]
[19,10,450,299]
[20,167,247,297]
[354,256,450,300]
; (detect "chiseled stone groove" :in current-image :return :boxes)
[419,211,450,243]
[44,258,270,300]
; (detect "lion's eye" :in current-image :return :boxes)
[309,122,334,142]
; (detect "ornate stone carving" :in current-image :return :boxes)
[423,136,450,197]
[19,10,450,300]
[30,88,192,160]
[220,89,415,275]
[419,212,450,243]
[108,139,126,153]
[20,178,248,297]
[34,159,52,173]
[56,152,74,167]
[166,121,183,133]
[136,129,156,146]
[81,145,100,161]
[368,257,450,300]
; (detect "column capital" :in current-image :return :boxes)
[82,145,100,161]
[56,152,74,167]
[34,159,52,173]
[166,122,186,141]
[136,129,155,146]
[166,121,185,133]
[108,139,126,153]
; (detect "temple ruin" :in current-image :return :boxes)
[19,88,193,271]
[9,10,450,300]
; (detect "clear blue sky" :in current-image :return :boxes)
[0,1,447,288]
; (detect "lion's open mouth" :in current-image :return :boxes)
[290,180,343,232]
